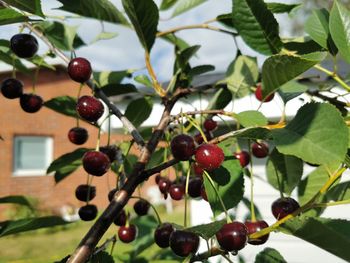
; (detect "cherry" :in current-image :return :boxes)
[82,151,111,176]
[188,177,203,198]
[195,144,225,171]
[170,134,195,161]
[118,224,137,243]
[154,173,161,184]
[154,223,175,248]
[68,127,88,145]
[251,142,269,158]
[68,57,92,83]
[169,183,184,200]
[216,222,248,251]
[194,131,212,145]
[113,209,127,226]
[271,197,300,220]
[169,230,200,257]
[133,200,150,216]
[234,150,250,167]
[193,162,204,176]
[255,84,274,102]
[10,33,38,58]
[108,188,117,202]
[76,95,104,123]
[19,94,43,113]
[203,118,217,131]
[75,184,96,202]
[78,204,98,221]
[158,178,171,194]
[1,78,23,99]
[99,145,120,162]
[244,220,269,245]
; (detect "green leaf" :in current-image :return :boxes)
[2,0,44,17]
[280,216,350,262]
[188,65,215,78]
[89,251,114,263]
[206,88,232,111]
[330,0,350,63]
[271,103,348,165]
[284,39,324,55]
[171,0,207,17]
[175,45,200,72]
[44,96,78,118]
[100,84,137,97]
[47,148,90,183]
[185,220,226,240]
[235,110,268,127]
[235,127,272,140]
[226,55,259,98]
[0,195,33,208]
[122,0,159,52]
[146,148,166,169]
[217,13,235,29]
[232,0,282,55]
[203,142,244,217]
[0,7,30,25]
[29,55,56,70]
[266,3,300,14]
[160,0,178,10]
[94,70,131,87]
[261,52,326,97]
[160,34,190,51]
[57,0,128,25]
[266,148,303,195]
[305,9,338,55]
[134,74,153,88]
[91,31,118,44]
[0,216,70,237]
[278,80,308,103]
[124,97,153,128]
[124,154,138,175]
[255,247,287,263]
[326,181,350,201]
[0,50,30,74]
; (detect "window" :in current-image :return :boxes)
[13,136,53,176]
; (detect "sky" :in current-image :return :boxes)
[0,0,300,82]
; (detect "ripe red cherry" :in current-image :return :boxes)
[234,150,250,167]
[82,151,111,176]
[245,220,269,245]
[216,222,248,251]
[78,204,98,221]
[99,145,120,162]
[118,224,137,243]
[68,127,88,145]
[68,57,92,83]
[1,78,23,99]
[271,197,300,220]
[10,33,38,58]
[193,162,204,176]
[76,95,104,123]
[169,183,184,200]
[113,209,127,226]
[158,178,171,194]
[255,84,274,102]
[188,177,203,198]
[251,142,269,158]
[169,230,200,257]
[194,131,212,145]
[19,94,43,113]
[154,173,161,184]
[75,184,96,202]
[195,144,225,171]
[203,118,217,131]
[133,200,150,216]
[154,223,175,248]
[170,134,195,161]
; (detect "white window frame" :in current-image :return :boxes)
[13,136,53,176]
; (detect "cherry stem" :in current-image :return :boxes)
[313,64,350,92]
[95,126,101,151]
[86,175,93,205]
[184,166,191,228]
[11,56,16,78]
[312,199,350,208]
[183,113,208,143]
[248,139,256,222]
[107,115,111,146]
[144,51,166,97]
[32,67,40,94]
[203,170,231,223]
[130,196,162,225]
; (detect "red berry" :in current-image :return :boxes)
[78,204,97,221]
[19,94,43,113]
[76,95,104,123]
[169,230,200,257]
[170,134,195,161]
[113,209,127,226]
[108,188,117,202]
[255,84,274,102]
[158,178,171,194]
[154,173,161,184]
[252,142,269,158]
[195,144,225,171]
[75,184,96,202]
[193,162,204,176]
[82,151,111,176]
[10,33,38,58]
[68,57,92,83]
[203,118,217,131]
[245,220,269,245]
[99,145,120,162]
[188,177,203,198]
[1,78,23,99]
[271,197,300,220]
[194,131,212,145]
[169,183,185,200]
[118,224,137,243]
[216,222,248,251]
[154,223,175,248]
[68,127,88,145]
[234,151,250,167]
[133,200,150,216]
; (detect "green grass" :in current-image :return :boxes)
[0,206,184,263]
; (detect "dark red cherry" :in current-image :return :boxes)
[169,230,200,257]
[75,184,96,202]
[76,95,104,123]
[1,78,23,99]
[244,220,269,245]
[78,204,98,221]
[234,151,250,167]
[133,200,150,216]
[188,177,203,198]
[118,224,137,243]
[154,223,175,248]
[271,197,300,220]
[10,33,38,58]
[158,178,171,194]
[108,188,117,202]
[154,173,161,184]
[82,151,111,176]
[68,127,88,145]
[170,134,196,161]
[251,142,269,158]
[99,145,120,162]
[169,183,184,200]
[195,144,225,171]
[194,131,212,145]
[255,84,274,102]
[193,162,204,176]
[68,57,92,83]
[19,94,43,113]
[216,222,248,251]
[203,118,217,131]
[113,209,127,226]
